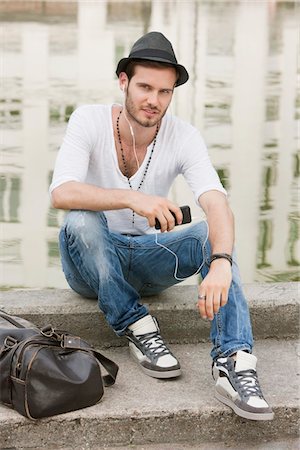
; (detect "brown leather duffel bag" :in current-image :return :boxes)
[0,310,118,419]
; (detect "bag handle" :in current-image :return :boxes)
[61,335,119,386]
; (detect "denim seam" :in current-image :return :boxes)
[215,310,222,349]
[125,248,133,281]
[133,235,204,249]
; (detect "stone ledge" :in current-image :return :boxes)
[0,340,299,448]
[0,283,299,347]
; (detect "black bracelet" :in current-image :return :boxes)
[210,253,233,266]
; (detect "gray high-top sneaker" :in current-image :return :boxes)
[125,315,181,379]
[213,350,274,421]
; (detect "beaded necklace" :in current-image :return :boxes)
[116,109,159,226]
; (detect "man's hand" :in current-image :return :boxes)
[197,259,232,320]
[129,191,182,232]
[197,191,234,320]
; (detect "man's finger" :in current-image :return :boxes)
[205,290,214,320]
[154,213,168,232]
[165,210,176,231]
[197,293,207,319]
[169,205,183,226]
[213,290,222,314]
[221,288,229,306]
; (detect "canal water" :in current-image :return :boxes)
[0,1,299,289]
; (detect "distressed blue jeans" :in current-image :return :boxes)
[59,210,253,360]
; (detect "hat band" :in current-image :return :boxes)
[129,48,177,64]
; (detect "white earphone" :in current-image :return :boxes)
[120,85,139,167]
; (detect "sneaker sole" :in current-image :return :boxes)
[141,365,182,379]
[215,390,274,421]
[129,346,182,379]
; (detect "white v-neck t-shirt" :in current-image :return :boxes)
[50,104,226,235]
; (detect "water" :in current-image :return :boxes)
[0,0,299,289]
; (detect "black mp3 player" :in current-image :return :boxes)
[155,205,192,230]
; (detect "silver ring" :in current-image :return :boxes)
[198,294,206,300]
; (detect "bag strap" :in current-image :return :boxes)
[0,311,26,328]
[61,335,118,387]
[90,348,119,387]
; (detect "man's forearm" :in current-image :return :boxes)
[51,181,133,211]
[50,182,182,232]
[199,191,235,256]
[206,204,234,256]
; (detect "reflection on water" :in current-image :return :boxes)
[0,0,299,288]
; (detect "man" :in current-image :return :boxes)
[50,32,273,421]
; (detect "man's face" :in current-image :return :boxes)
[124,65,177,128]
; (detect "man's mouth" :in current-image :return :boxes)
[142,108,159,116]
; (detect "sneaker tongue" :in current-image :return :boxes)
[128,315,157,335]
[235,351,257,372]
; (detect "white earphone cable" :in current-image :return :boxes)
[122,89,140,170]
[154,220,209,281]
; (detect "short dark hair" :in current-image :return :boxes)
[124,59,179,84]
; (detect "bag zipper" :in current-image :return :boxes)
[14,337,58,378]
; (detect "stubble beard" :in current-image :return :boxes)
[124,93,167,129]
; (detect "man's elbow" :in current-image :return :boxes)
[51,187,66,209]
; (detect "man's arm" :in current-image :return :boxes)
[51,181,182,232]
[197,190,234,321]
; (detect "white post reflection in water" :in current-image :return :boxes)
[192,2,207,131]
[269,22,298,269]
[173,1,197,124]
[77,1,113,96]
[22,24,49,287]
[149,0,165,32]
[168,3,207,201]
[0,2,298,289]
[230,1,268,281]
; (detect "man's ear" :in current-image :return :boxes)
[119,72,128,93]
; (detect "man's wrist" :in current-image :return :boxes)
[210,253,233,266]
[126,189,141,209]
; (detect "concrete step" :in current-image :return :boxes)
[0,339,299,449]
[8,439,300,450]
[0,283,299,348]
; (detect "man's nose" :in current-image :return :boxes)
[147,91,158,106]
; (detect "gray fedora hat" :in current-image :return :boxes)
[116,31,189,87]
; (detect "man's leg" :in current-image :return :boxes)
[120,220,210,378]
[201,252,254,360]
[196,237,273,421]
[59,209,181,378]
[127,221,273,420]
[59,210,148,334]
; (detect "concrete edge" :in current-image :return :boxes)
[0,406,299,448]
[0,339,299,448]
[1,282,299,311]
[0,283,299,347]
